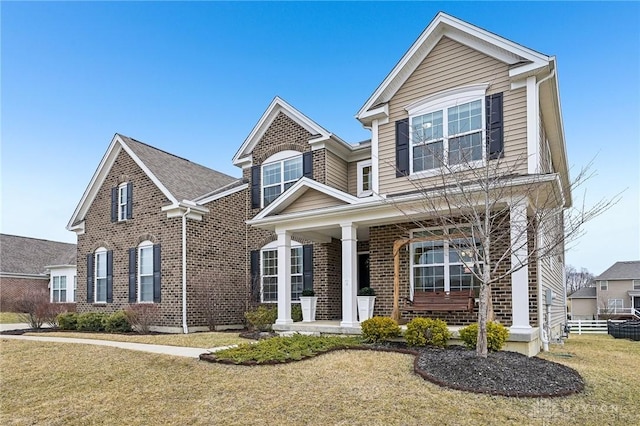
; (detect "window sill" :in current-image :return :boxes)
[357,191,373,198]
[408,159,486,180]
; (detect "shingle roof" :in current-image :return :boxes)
[0,234,76,276]
[119,135,238,202]
[568,286,596,299]
[596,261,640,281]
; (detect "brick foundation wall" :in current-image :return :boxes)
[0,277,49,311]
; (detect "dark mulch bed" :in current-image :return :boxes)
[412,345,584,397]
[202,339,584,398]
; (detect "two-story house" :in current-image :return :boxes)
[68,13,570,355]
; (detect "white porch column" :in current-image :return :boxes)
[275,230,293,325]
[510,199,532,332]
[340,223,359,327]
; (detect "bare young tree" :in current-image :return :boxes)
[565,265,595,295]
[384,99,618,357]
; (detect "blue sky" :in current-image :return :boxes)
[2,1,638,275]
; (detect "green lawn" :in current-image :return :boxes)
[1,334,638,425]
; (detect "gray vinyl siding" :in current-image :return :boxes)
[325,150,348,193]
[539,112,553,174]
[538,216,567,335]
[377,36,528,196]
[347,161,358,196]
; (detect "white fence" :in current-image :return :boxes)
[567,319,625,335]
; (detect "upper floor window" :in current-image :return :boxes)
[411,99,484,173]
[262,154,303,207]
[138,241,154,302]
[633,279,640,290]
[112,182,132,222]
[599,280,608,291]
[52,276,67,303]
[357,160,373,197]
[118,183,128,221]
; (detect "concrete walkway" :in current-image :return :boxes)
[0,333,230,358]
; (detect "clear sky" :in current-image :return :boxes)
[1,1,638,275]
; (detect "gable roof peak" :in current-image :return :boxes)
[356,11,551,125]
[233,96,344,167]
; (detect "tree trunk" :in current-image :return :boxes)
[477,282,489,358]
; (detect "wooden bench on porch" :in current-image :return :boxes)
[402,290,474,313]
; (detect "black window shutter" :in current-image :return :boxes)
[302,152,313,179]
[486,93,504,160]
[126,182,133,219]
[153,244,162,303]
[86,254,94,303]
[106,250,113,303]
[251,165,261,209]
[303,244,313,291]
[250,250,260,303]
[111,187,118,222]
[395,118,410,177]
[128,248,137,303]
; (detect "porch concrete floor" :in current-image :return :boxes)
[273,320,362,335]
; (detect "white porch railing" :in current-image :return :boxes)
[567,319,625,335]
[596,307,640,318]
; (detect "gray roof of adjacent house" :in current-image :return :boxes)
[568,286,596,299]
[0,234,76,277]
[119,134,238,202]
[595,261,640,281]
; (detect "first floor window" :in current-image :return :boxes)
[73,276,77,302]
[608,299,623,313]
[411,228,481,294]
[52,276,67,303]
[95,249,107,303]
[261,246,303,302]
[138,243,154,302]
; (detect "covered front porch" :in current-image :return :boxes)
[248,179,536,338]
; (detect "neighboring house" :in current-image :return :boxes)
[0,234,77,310]
[593,261,640,319]
[568,286,597,320]
[68,12,570,355]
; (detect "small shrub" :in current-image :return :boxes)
[13,288,54,329]
[76,312,108,332]
[124,304,159,334]
[57,312,79,330]
[458,322,510,351]
[291,304,303,322]
[358,287,376,296]
[244,305,277,331]
[405,317,451,348]
[301,289,315,297]
[360,316,401,343]
[104,311,133,333]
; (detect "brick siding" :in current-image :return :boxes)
[0,277,49,312]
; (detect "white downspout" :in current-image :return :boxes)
[536,69,555,352]
[182,207,191,334]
